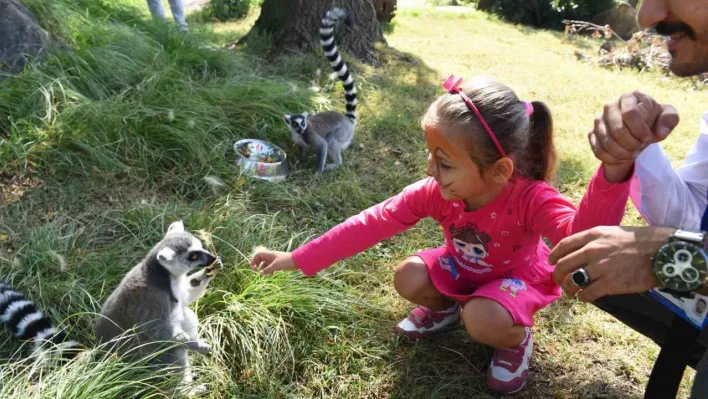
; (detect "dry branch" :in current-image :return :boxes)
[562,19,626,42]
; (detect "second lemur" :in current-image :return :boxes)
[283,7,357,174]
[95,221,223,397]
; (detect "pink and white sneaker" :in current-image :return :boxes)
[487,328,533,394]
[394,304,460,341]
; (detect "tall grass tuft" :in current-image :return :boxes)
[0,188,378,397]
[0,0,311,183]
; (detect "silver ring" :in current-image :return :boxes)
[571,268,591,287]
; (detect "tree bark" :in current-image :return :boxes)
[373,0,397,22]
[236,0,386,65]
[528,0,542,27]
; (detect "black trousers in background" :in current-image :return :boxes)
[594,293,708,398]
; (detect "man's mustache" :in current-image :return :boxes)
[654,21,696,40]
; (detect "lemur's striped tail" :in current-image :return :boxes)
[0,282,83,361]
[320,8,357,121]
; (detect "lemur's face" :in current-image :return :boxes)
[156,221,216,277]
[284,113,308,135]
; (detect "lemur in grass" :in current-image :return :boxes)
[0,221,223,397]
[95,220,223,396]
[283,7,358,174]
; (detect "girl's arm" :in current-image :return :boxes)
[292,178,445,276]
[523,164,632,246]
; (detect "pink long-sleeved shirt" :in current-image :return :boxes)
[293,166,630,286]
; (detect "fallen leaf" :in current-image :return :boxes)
[238,369,255,383]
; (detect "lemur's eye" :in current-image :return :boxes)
[291,121,298,128]
[190,253,199,261]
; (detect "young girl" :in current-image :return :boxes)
[250,75,633,394]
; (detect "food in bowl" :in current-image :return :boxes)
[233,139,289,182]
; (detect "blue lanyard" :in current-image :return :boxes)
[702,186,708,232]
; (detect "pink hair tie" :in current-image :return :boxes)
[523,101,534,116]
[442,74,506,158]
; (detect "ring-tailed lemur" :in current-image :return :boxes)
[0,282,84,362]
[95,220,223,397]
[284,7,357,174]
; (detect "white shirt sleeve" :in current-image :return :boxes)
[629,112,708,230]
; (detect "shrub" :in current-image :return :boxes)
[205,0,262,21]
[489,0,617,30]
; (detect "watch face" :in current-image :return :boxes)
[653,241,708,292]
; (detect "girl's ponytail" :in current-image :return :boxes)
[524,101,556,182]
[422,78,557,182]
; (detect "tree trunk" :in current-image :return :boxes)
[477,0,494,12]
[236,0,386,65]
[373,0,397,22]
[528,0,542,27]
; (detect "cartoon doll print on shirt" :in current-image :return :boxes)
[439,223,496,279]
[449,224,494,268]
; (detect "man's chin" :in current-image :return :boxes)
[668,57,708,77]
[669,64,697,77]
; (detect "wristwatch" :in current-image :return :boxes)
[653,229,708,298]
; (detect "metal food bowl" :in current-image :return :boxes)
[234,139,290,182]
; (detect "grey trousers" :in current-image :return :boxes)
[146,0,188,32]
[594,293,708,398]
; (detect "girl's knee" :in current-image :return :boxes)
[393,257,432,299]
[462,298,515,345]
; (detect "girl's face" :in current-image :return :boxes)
[423,126,490,202]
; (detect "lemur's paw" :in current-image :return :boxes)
[192,339,211,355]
[212,256,224,271]
[185,383,208,397]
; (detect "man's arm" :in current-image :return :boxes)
[549,225,708,299]
[549,226,674,301]
[549,95,708,301]
[630,115,708,230]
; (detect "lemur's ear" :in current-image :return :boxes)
[166,220,184,236]
[157,247,176,262]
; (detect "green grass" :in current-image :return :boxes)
[0,0,705,398]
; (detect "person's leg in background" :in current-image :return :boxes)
[146,0,166,21]
[167,0,188,33]
[146,0,188,33]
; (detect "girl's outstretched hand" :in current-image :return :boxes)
[250,246,297,275]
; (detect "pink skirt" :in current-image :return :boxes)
[416,247,562,327]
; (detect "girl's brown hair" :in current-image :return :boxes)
[422,77,556,182]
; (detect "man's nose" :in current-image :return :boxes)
[637,0,669,31]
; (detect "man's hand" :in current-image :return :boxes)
[590,91,679,182]
[549,226,676,302]
[250,246,298,275]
